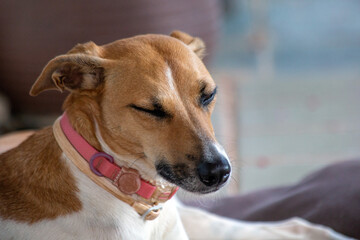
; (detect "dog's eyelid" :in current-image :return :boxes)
[209,86,217,96]
[200,82,217,94]
[129,104,171,119]
[200,87,217,107]
[129,103,152,110]
[199,79,216,92]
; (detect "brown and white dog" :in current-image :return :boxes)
[0,31,231,240]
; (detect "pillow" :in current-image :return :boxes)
[189,160,360,239]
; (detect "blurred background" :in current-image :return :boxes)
[0,0,359,195]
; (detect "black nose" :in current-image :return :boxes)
[197,155,231,187]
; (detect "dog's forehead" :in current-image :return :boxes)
[102,34,192,59]
[101,35,215,93]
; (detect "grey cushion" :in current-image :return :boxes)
[188,160,360,239]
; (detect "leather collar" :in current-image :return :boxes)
[53,112,178,220]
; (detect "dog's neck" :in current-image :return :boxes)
[63,94,111,150]
[53,112,178,220]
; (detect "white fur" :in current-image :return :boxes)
[165,65,175,91]
[0,153,188,240]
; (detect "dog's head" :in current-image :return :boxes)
[30,31,231,194]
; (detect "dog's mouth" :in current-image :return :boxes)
[155,159,231,194]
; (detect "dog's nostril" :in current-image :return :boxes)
[221,172,230,185]
[197,159,231,187]
[218,163,231,185]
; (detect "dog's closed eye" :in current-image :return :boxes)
[130,104,171,119]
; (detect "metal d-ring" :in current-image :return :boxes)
[89,152,114,177]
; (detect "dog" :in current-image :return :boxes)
[0,31,231,240]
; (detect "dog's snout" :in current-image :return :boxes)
[197,153,230,187]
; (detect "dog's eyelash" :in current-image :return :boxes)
[130,104,170,118]
[200,87,217,107]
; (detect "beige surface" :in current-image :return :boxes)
[0,131,34,154]
[178,203,352,240]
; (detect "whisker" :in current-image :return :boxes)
[129,157,141,169]
[230,175,239,185]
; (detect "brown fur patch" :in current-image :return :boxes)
[0,127,82,223]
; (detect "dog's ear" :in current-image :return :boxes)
[67,41,101,56]
[30,54,107,96]
[170,30,206,59]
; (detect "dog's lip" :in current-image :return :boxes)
[156,169,178,185]
[156,168,227,194]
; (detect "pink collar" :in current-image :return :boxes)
[60,112,178,201]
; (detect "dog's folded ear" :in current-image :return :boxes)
[170,30,206,59]
[30,54,107,96]
[67,41,101,56]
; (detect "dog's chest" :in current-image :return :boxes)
[0,206,156,240]
[58,155,167,240]
[0,154,167,240]
[66,158,186,240]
